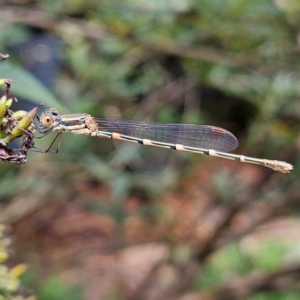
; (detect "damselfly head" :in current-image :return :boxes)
[40,108,61,128]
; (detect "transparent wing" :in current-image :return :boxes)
[94,118,238,152]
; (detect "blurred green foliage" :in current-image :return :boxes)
[38,277,82,300]
[0,62,63,111]
[21,268,82,300]
[248,291,300,300]
[196,241,288,290]
[0,224,33,300]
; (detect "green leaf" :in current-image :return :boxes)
[0,61,65,111]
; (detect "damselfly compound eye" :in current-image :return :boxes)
[40,113,54,127]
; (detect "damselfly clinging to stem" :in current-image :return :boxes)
[31,107,293,173]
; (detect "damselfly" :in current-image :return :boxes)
[32,108,293,173]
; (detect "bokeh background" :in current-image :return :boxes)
[1,1,300,299]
